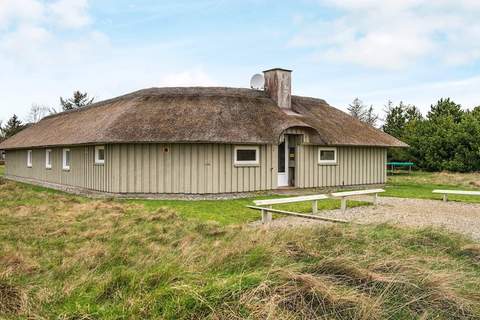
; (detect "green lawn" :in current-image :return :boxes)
[385,171,480,203]
[131,197,368,226]
[0,165,4,176]
[1,178,480,319]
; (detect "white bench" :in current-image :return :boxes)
[253,194,329,223]
[330,189,385,213]
[432,189,480,202]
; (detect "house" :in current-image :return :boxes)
[0,68,406,195]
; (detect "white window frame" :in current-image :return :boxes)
[95,146,105,165]
[62,148,71,171]
[318,147,337,165]
[234,146,260,166]
[45,149,52,169]
[27,150,33,168]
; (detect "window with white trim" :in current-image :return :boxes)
[27,150,33,168]
[95,146,105,165]
[318,147,337,165]
[45,149,52,169]
[234,146,259,166]
[63,148,71,170]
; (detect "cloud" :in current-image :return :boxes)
[0,0,45,29]
[158,68,217,87]
[290,0,480,69]
[0,0,92,31]
[48,0,91,29]
[0,0,104,68]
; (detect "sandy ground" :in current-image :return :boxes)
[252,197,480,241]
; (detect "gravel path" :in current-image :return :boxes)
[252,197,480,241]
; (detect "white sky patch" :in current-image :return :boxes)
[311,75,480,121]
[0,0,45,30]
[291,0,480,69]
[48,0,91,29]
[158,68,217,87]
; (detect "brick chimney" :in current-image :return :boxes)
[263,68,292,110]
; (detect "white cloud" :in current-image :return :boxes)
[158,68,217,87]
[48,0,91,29]
[0,0,104,67]
[0,0,45,29]
[0,0,91,31]
[290,0,480,69]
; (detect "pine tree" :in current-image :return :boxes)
[347,98,366,120]
[347,98,379,127]
[60,91,94,111]
[427,98,463,122]
[363,105,379,127]
[1,114,25,139]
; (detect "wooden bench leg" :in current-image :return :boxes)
[340,198,347,213]
[373,193,378,206]
[312,200,318,214]
[261,207,273,224]
[443,194,448,202]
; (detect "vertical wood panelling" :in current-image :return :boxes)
[104,143,279,194]
[4,144,388,194]
[5,146,104,191]
[295,146,387,188]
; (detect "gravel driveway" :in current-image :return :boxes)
[254,197,480,241]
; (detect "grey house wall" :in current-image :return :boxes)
[4,143,387,194]
[4,144,277,194]
[107,144,277,194]
[295,146,387,188]
[5,146,106,191]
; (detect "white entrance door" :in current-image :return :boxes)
[277,139,289,187]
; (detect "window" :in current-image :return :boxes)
[63,148,71,170]
[234,146,259,166]
[27,150,32,168]
[45,149,52,169]
[95,146,105,165]
[278,141,286,173]
[318,147,337,165]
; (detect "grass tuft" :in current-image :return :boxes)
[0,280,26,316]
[241,270,381,320]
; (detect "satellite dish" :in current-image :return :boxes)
[250,73,265,90]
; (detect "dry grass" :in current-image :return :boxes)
[1,179,480,319]
[240,270,382,320]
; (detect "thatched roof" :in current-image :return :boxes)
[0,87,407,149]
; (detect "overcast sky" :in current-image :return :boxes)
[1,0,480,123]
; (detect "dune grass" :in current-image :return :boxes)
[1,177,480,319]
[385,171,480,203]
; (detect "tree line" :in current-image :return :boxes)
[349,97,480,172]
[0,91,94,142]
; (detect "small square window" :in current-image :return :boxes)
[27,150,33,168]
[234,146,259,166]
[95,146,105,165]
[63,148,71,170]
[318,147,337,165]
[46,149,52,169]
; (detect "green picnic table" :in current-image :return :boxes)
[387,162,415,173]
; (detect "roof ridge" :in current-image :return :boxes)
[41,87,271,121]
